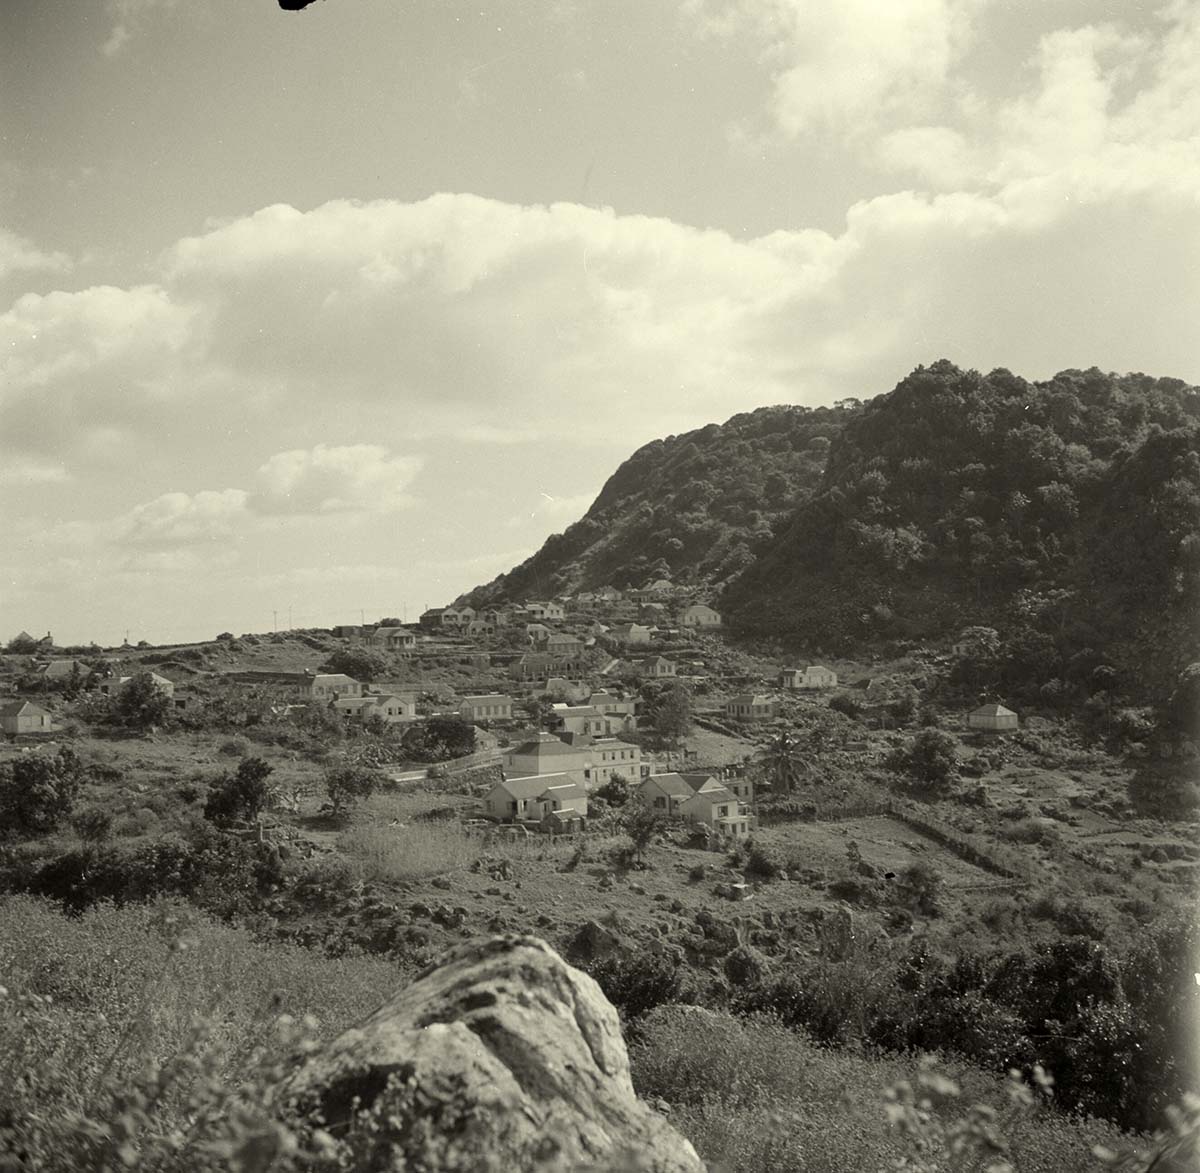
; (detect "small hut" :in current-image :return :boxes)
[968,702,1018,733]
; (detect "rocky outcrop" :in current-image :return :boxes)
[285,934,705,1173]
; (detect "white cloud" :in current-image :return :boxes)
[0,228,71,281]
[117,488,249,548]
[250,444,422,515]
[684,0,982,137]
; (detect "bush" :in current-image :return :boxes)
[585,951,683,1019]
[829,693,861,719]
[886,729,959,797]
[0,749,85,839]
[202,756,275,824]
[324,762,380,818]
[893,860,942,916]
[71,807,114,844]
[743,838,786,880]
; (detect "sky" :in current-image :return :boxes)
[2,0,1199,646]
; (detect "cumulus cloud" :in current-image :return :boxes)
[684,0,981,137]
[250,444,422,515]
[117,488,249,548]
[0,228,71,281]
[0,283,200,460]
[6,1,1200,489]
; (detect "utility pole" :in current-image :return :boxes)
[288,605,293,630]
[273,610,278,632]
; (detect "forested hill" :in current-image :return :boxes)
[463,402,860,603]
[725,361,1200,699]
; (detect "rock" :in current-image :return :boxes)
[431,875,453,890]
[284,935,703,1173]
[570,919,627,962]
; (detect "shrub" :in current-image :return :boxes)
[218,736,250,757]
[886,729,959,797]
[744,838,786,880]
[110,673,173,729]
[324,763,380,818]
[893,860,942,916]
[829,693,861,719]
[0,749,85,839]
[203,756,275,824]
[585,950,683,1019]
[71,807,114,844]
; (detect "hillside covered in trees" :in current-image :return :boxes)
[470,361,1199,706]
[465,402,858,602]
[726,361,1200,702]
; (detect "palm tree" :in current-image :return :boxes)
[754,729,810,796]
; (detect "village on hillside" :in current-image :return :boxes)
[1,580,1028,848]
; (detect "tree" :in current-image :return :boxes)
[754,730,808,795]
[0,749,85,838]
[887,729,959,797]
[112,673,172,729]
[647,682,692,747]
[622,802,666,864]
[203,756,275,824]
[324,762,379,818]
[595,774,631,807]
[320,647,387,683]
[400,717,475,763]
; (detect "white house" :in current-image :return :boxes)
[336,693,418,723]
[484,774,589,822]
[781,665,838,690]
[458,694,514,722]
[309,673,362,701]
[725,694,778,721]
[679,604,722,628]
[968,702,1019,732]
[369,626,418,652]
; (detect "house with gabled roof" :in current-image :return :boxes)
[38,660,94,685]
[725,694,778,721]
[525,601,565,622]
[458,694,513,722]
[548,705,609,738]
[679,603,722,628]
[679,783,751,837]
[484,773,589,822]
[608,623,652,646]
[98,672,176,700]
[309,673,362,701]
[369,626,417,652]
[781,665,838,690]
[545,632,583,657]
[636,655,676,679]
[1,699,54,736]
[335,692,418,723]
[637,772,695,813]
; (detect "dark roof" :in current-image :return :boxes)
[641,773,693,798]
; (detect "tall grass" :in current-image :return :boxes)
[338,821,480,882]
[0,894,401,1171]
[629,1007,1139,1173]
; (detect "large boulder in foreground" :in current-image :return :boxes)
[285,934,705,1173]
